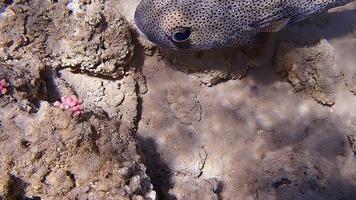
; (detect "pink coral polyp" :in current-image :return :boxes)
[0,79,9,95]
[54,95,84,116]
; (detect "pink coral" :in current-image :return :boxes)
[0,79,9,95]
[53,95,84,116]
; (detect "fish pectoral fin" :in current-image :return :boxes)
[254,18,290,32]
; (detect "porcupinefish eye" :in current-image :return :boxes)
[170,27,192,43]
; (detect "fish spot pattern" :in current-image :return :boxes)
[134,0,353,49]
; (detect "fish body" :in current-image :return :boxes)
[134,0,353,49]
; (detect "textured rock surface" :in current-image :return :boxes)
[275,39,338,106]
[0,1,152,199]
[0,0,134,79]
[168,178,220,200]
[0,65,155,199]
[0,102,153,199]
[134,2,356,200]
[58,69,136,121]
[166,87,201,125]
[164,49,252,87]
[53,0,134,78]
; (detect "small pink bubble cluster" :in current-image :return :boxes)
[0,79,9,95]
[53,95,84,116]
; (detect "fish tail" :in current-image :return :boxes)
[325,0,354,9]
[311,0,354,12]
[328,0,354,7]
[289,0,354,23]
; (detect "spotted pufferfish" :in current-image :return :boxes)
[134,0,354,49]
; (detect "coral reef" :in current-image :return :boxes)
[53,0,135,78]
[0,1,153,199]
[0,102,155,199]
